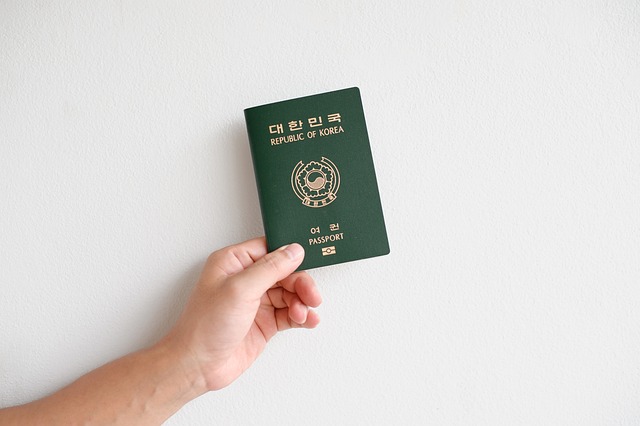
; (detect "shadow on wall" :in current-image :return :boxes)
[142,121,261,348]
[139,261,203,350]
[208,121,263,239]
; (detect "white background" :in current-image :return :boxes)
[1,1,639,425]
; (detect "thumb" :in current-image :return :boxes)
[229,243,305,300]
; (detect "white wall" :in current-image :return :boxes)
[1,1,639,424]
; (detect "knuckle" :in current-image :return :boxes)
[223,276,246,299]
[206,248,224,265]
[281,289,294,306]
[259,252,284,275]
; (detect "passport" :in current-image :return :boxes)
[244,87,390,270]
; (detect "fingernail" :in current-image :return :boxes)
[280,243,304,260]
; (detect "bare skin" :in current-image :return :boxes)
[0,237,321,425]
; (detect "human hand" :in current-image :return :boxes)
[0,237,321,425]
[159,237,322,392]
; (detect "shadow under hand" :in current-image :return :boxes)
[142,120,263,348]
[140,260,203,349]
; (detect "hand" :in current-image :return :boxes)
[0,237,321,425]
[160,237,322,391]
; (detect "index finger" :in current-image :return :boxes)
[277,271,322,308]
[204,236,268,278]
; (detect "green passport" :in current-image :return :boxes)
[244,87,390,270]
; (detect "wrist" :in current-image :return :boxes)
[150,337,209,401]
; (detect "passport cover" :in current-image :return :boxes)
[244,87,390,270]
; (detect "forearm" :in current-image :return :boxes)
[0,343,206,425]
[0,239,318,424]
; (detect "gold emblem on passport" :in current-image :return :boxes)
[291,157,341,208]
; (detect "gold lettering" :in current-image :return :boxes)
[319,126,344,137]
[308,232,345,245]
[271,133,305,146]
